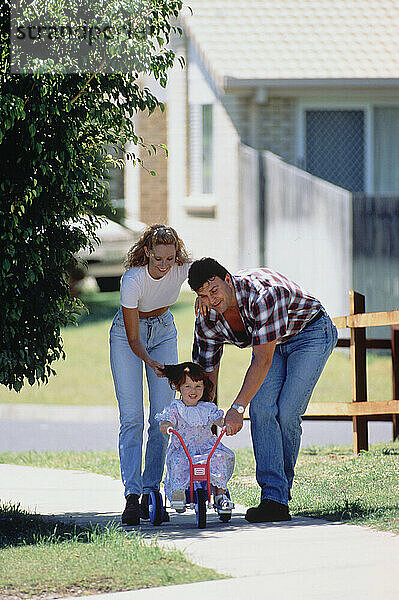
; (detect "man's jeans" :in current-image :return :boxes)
[109,308,178,497]
[249,313,338,505]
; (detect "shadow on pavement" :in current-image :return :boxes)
[45,509,342,541]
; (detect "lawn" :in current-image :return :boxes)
[0,291,393,410]
[1,442,398,597]
[1,441,398,536]
[0,505,224,598]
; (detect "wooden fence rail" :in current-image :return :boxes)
[302,291,399,453]
[241,290,399,454]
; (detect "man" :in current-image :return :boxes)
[188,258,337,523]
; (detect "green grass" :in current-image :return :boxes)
[0,290,393,410]
[1,442,398,534]
[0,506,224,598]
[229,442,399,534]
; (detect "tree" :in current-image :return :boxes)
[0,0,183,391]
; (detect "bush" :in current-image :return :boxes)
[0,0,183,391]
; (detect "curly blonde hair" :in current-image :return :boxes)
[124,224,190,269]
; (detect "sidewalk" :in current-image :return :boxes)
[1,464,398,600]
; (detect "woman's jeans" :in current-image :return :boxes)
[109,308,178,497]
[249,313,338,506]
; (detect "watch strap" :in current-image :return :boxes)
[231,403,245,414]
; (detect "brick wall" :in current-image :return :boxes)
[222,95,296,164]
[135,106,169,225]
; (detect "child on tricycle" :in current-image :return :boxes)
[156,362,235,526]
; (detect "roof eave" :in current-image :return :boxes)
[224,77,399,92]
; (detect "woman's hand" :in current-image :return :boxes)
[148,360,165,378]
[195,296,209,317]
[160,420,173,434]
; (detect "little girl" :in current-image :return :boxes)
[156,362,235,510]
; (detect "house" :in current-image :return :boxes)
[123,0,399,321]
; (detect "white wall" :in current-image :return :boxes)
[238,144,261,268]
[168,40,242,272]
[264,151,352,320]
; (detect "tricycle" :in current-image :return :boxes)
[147,426,234,529]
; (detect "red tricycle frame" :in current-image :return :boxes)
[166,426,227,503]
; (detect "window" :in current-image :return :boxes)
[189,103,214,195]
[202,104,213,193]
[305,109,365,193]
[374,107,399,194]
[103,145,125,222]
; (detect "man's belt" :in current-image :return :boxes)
[305,309,324,328]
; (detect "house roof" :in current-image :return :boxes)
[181,0,399,90]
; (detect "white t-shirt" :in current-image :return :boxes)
[120,263,191,312]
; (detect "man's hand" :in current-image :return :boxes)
[159,420,173,434]
[224,408,244,435]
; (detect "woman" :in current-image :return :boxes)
[109,224,192,526]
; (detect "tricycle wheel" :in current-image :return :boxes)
[148,491,163,526]
[195,488,207,529]
[219,513,231,523]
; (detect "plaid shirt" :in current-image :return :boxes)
[192,268,323,372]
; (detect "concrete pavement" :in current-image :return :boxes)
[1,463,398,600]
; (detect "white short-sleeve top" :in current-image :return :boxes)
[120,262,191,312]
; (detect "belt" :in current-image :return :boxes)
[305,309,324,328]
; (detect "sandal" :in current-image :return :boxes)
[214,494,234,511]
[171,489,186,513]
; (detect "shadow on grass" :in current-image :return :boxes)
[0,503,94,549]
[296,501,399,523]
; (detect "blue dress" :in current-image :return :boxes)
[155,398,235,500]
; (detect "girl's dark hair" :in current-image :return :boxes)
[162,362,214,403]
[188,257,229,291]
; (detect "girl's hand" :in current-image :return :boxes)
[195,296,209,317]
[160,420,173,434]
[149,360,165,377]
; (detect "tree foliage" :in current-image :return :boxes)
[0,0,183,391]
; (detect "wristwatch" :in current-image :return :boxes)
[231,403,245,414]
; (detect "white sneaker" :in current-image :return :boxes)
[171,490,186,513]
[214,494,234,512]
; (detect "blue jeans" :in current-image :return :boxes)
[109,308,178,497]
[249,313,338,505]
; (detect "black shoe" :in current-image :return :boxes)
[162,509,170,522]
[122,494,140,526]
[140,494,150,520]
[245,499,291,523]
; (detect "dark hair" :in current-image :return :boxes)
[188,257,229,292]
[162,362,214,403]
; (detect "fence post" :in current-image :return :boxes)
[350,290,368,453]
[392,325,399,441]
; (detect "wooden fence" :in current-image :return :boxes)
[302,291,399,453]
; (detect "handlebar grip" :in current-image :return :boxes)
[166,427,173,435]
